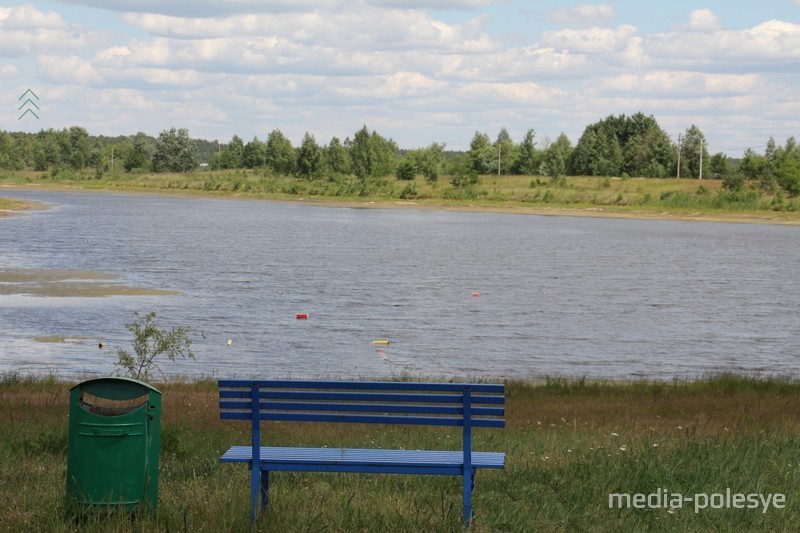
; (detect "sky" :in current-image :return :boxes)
[1,1,799,155]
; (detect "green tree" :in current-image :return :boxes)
[468,131,493,174]
[347,126,398,181]
[541,133,572,180]
[243,137,267,169]
[217,135,244,169]
[123,132,153,172]
[708,152,729,180]
[152,127,197,172]
[514,129,539,175]
[68,126,91,170]
[680,125,708,179]
[265,129,296,175]
[570,113,673,177]
[114,311,196,381]
[296,132,322,179]
[0,131,24,170]
[348,126,371,181]
[739,148,767,183]
[417,142,444,184]
[493,128,517,175]
[323,136,350,175]
[775,138,800,196]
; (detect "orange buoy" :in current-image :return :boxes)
[472,292,480,297]
[296,313,309,319]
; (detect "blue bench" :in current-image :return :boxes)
[218,379,505,526]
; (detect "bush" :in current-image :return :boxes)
[722,172,745,191]
[399,183,418,199]
[115,311,196,381]
[396,160,416,181]
[450,166,480,188]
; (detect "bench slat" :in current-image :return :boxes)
[220,411,505,427]
[219,400,504,417]
[219,389,504,405]
[218,380,504,394]
[221,445,505,470]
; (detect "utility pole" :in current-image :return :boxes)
[497,144,501,176]
[699,139,704,180]
[676,134,682,179]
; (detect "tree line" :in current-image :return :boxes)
[0,113,797,196]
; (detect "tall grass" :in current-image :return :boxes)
[3,169,799,222]
[2,375,800,531]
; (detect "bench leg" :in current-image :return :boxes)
[463,470,475,527]
[260,470,270,511]
[250,462,260,524]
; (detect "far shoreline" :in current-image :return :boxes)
[2,182,800,226]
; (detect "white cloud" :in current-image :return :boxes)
[541,24,637,54]
[645,19,800,69]
[456,81,567,105]
[0,5,106,56]
[685,9,722,32]
[592,72,766,97]
[121,9,497,54]
[0,64,20,79]
[546,3,615,27]
[37,55,103,84]
[0,4,66,29]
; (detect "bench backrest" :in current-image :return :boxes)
[218,380,505,429]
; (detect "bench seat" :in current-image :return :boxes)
[221,445,505,474]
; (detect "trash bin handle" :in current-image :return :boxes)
[88,427,142,437]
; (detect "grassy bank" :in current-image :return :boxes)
[0,195,39,217]
[2,168,799,224]
[2,374,799,531]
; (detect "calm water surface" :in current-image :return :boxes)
[1,189,799,380]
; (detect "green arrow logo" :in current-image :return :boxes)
[18,88,40,120]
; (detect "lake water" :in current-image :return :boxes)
[1,189,799,381]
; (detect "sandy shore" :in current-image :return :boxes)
[2,183,799,226]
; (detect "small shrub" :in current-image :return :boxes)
[396,160,416,181]
[115,311,196,381]
[399,183,418,199]
[450,166,479,188]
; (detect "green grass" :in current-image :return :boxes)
[2,375,800,531]
[2,168,799,223]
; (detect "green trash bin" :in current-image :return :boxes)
[66,377,161,514]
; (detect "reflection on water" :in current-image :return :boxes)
[1,189,799,381]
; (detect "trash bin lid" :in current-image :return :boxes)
[70,377,161,400]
